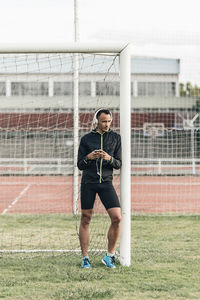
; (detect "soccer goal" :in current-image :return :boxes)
[0,43,131,266]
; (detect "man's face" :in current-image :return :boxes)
[97,113,111,133]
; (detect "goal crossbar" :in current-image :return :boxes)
[0,42,129,54]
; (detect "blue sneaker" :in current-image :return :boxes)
[81,257,91,268]
[102,254,116,268]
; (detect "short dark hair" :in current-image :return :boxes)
[96,109,111,119]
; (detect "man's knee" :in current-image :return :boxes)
[108,207,122,225]
[111,214,122,225]
[81,211,92,226]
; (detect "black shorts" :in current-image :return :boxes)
[81,181,120,210]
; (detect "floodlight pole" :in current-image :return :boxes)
[119,44,132,266]
[73,0,79,214]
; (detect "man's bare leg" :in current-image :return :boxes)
[107,207,122,254]
[79,209,93,257]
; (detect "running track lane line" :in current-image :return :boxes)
[1,184,31,215]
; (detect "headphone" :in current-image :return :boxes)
[92,108,113,125]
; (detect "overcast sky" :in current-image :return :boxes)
[0,0,200,83]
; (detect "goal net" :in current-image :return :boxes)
[131,55,200,215]
[0,44,131,266]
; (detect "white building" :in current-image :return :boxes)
[0,55,180,111]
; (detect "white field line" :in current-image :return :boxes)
[0,249,106,253]
[1,184,31,215]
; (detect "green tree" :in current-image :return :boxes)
[179,82,200,97]
[179,82,186,96]
[186,82,192,96]
[192,85,200,97]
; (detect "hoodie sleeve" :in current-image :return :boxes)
[77,136,92,170]
[108,134,122,170]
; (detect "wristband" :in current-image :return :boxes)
[83,155,89,164]
[109,156,113,164]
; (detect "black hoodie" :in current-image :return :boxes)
[77,129,121,183]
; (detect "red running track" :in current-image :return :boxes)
[0,176,200,214]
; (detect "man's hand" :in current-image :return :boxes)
[87,150,101,160]
[87,150,111,161]
[98,150,111,161]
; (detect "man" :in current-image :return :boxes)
[77,108,122,268]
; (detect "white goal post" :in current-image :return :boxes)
[0,42,131,266]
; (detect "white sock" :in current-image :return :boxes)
[107,252,114,257]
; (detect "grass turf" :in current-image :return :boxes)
[0,216,200,299]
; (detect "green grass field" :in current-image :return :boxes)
[0,216,200,300]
